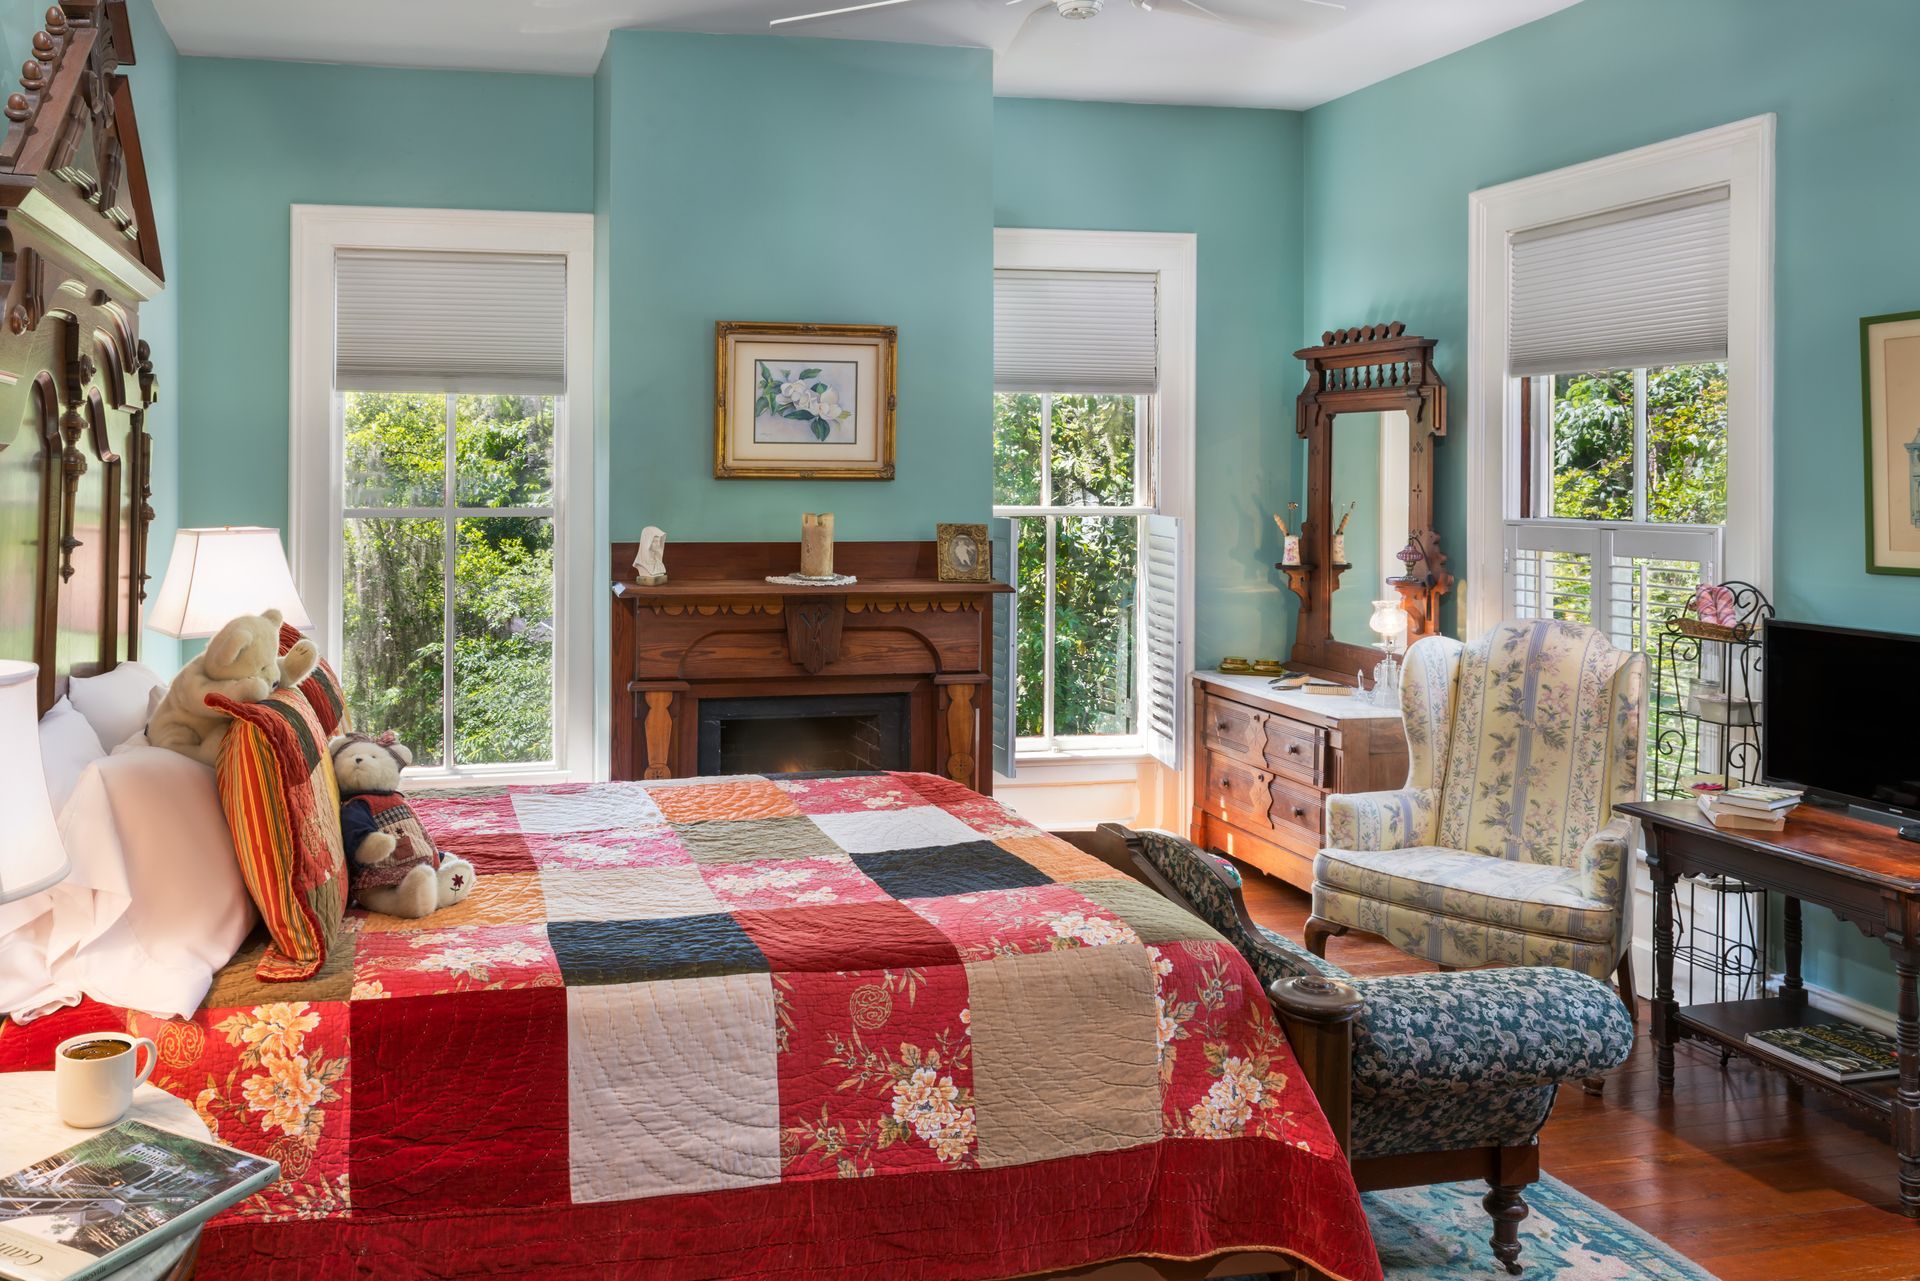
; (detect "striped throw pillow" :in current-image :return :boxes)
[211,687,349,982]
[278,621,350,737]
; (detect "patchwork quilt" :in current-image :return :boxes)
[0,772,1381,1281]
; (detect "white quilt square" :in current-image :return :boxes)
[808,806,981,854]
[567,974,782,1202]
[540,865,725,922]
[512,785,665,834]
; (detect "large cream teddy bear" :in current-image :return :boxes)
[147,609,318,766]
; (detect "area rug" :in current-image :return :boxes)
[1361,1174,1717,1279]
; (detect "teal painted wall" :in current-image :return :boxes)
[993,98,1302,666]
[1301,0,1920,1010]
[597,32,993,543]
[173,59,594,533]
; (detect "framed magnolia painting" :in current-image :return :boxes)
[1861,309,1920,575]
[714,321,896,480]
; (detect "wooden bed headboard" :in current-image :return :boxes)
[0,0,163,713]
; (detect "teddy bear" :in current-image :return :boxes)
[148,608,319,766]
[329,731,477,918]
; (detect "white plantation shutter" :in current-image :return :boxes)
[1141,515,1181,768]
[995,270,1158,395]
[336,249,568,393]
[1505,519,1720,650]
[1508,187,1730,377]
[990,518,1017,779]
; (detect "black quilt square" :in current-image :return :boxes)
[546,914,768,985]
[851,841,1053,901]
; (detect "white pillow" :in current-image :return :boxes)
[66,661,167,750]
[38,698,106,815]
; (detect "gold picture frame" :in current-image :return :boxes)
[714,321,897,480]
[936,523,990,583]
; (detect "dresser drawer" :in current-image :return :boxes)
[1263,717,1326,787]
[1266,773,1323,838]
[1200,692,1271,766]
[1202,753,1278,834]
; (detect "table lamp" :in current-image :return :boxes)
[0,662,70,903]
[148,527,311,639]
[1369,597,1410,656]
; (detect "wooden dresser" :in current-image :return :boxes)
[1190,670,1409,892]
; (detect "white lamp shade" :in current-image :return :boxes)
[1369,598,1409,645]
[148,527,312,639]
[0,662,69,904]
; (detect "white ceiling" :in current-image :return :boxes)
[152,0,1581,110]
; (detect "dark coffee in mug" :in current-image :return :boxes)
[61,1039,129,1061]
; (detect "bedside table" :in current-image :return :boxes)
[0,1072,207,1280]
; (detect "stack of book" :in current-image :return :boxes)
[1695,784,1804,832]
[1746,1020,1899,1084]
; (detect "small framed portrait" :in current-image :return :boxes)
[1863,309,1920,575]
[937,523,990,583]
[715,321,896,480]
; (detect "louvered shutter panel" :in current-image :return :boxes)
[1505,520,1720,648]
[994,270,1157,395]
[1508,187,1730,377]
[1142,515,1181,769]
[336,249,568,393]
[990,518,1017,779]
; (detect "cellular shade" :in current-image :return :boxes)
[1508,187,1730,377]
[0,662,69,904]
[994,269,1158,395]
[148,527,312,640]
[335,249,567,394]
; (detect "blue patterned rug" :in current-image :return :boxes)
[1362,1174,1717,1279]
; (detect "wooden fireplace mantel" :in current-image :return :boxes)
[609,541,1009,791]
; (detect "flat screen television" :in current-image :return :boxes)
[1762,618,1920,822]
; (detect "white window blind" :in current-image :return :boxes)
[1508,188,1730,377]
[1505,519,1720,653]
[994,269,1157,395]
[335,249,568,394]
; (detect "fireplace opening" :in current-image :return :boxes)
[697,694,911,776]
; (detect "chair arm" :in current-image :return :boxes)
[1324,787,1439,852]
[1270,975,1363,1153]
[1576,814,1634,903]
[1347,967,1635,1095]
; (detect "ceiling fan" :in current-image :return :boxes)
[769,0,1346,37]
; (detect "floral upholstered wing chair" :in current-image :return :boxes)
[1306,618,1649,996]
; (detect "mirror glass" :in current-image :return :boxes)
[1328,410,1411,653]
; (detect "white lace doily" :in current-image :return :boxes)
[765,572,858,586]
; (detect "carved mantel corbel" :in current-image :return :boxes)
[783,597,844,674]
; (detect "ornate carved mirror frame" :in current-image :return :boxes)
[1284,322,1451,684]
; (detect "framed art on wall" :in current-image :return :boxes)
[1861,309,1920,575]
[715,321,897,479]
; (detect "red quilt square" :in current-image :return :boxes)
[699,855,891,911]
[776,965,976,1179]
[351,923,561,1000]
[898,772,1043,839]
[1149,940,1309,1145]
[735,901,959,973]
[349,986,569,1215]
[526,824,692,872]
[775,774,929,815]
[412,791,536,874]
[905,883,1139,962]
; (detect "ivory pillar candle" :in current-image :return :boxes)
[801,513,835,577]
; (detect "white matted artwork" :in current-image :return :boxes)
[1861,309,1920,575]
[715,322,896,479]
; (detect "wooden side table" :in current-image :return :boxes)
[0,1072,206,1279]
[1622,799,1920,1218]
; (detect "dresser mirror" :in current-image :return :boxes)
[1284,324,1452,684]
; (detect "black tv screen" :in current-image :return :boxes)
[1763,619,1920,818]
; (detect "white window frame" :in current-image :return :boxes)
[289,206,597,785]
[991,228,1196,776]
[1465,115,1774,635]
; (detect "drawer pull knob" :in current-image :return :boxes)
[1292,806,1306,819]
[1287,744,1301,755]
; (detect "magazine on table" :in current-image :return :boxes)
[0,1121,277,1281]
[1746,1021,1899,1083]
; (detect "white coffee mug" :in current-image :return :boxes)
[54,1031,156,1129]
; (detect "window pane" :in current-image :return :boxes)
[1645,362,1727,524]
[1014,516,1046,738]
[342,517,445,767]
[455,394,554,508]
[452,517,555,765]
[993,393,1042,507]
[1049,394,1137,507]
[1053,515,1138,737]
[343,392,445,508]
[1548,370,1633,520]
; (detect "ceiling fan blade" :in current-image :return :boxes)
[769,0,919,28]
[998,1,1056,54]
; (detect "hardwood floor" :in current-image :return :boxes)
[1235,867,1920,1280]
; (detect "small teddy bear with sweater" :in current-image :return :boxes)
[329,731,477,918]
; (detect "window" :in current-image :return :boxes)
[290,208,596,783]
[990,233,1194,773]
